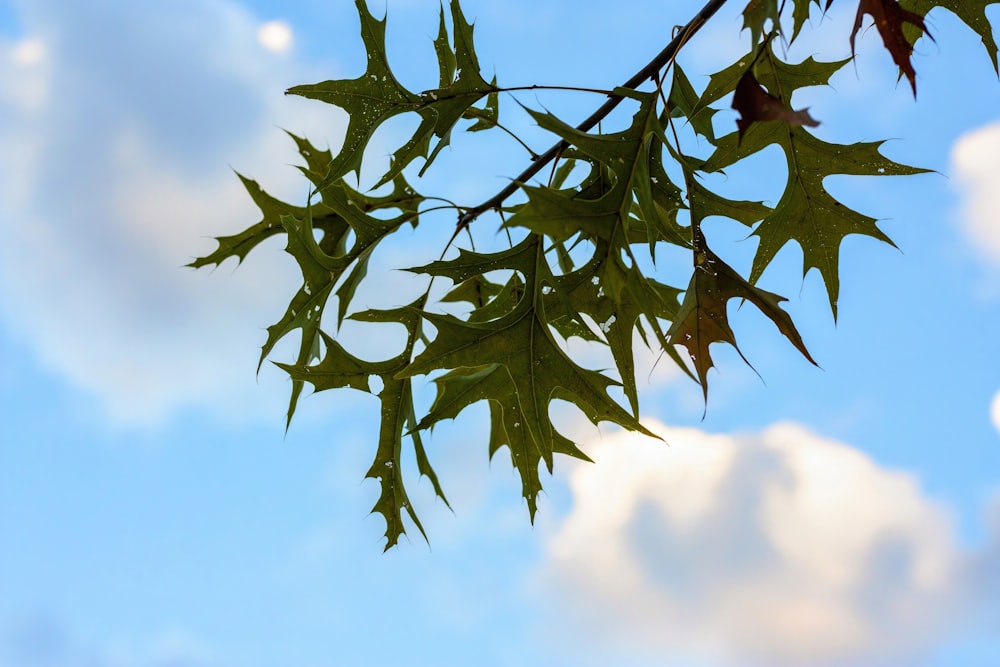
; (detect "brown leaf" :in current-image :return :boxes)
[851,0,932,97]
[667,229,817,404]
[732,70,819,141]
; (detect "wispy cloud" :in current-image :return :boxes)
[539,421,996,666]
[0,0,339,425]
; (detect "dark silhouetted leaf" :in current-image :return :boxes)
[732,70,819,140]
[189,0,997,547]
[851,0,931,96]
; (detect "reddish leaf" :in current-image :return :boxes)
[667,228,817,404]
[851,0,932,96]
[732,70,819,141]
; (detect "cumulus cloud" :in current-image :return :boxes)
[0,1,337,424]
[542,422,972,666]
[952,121,1000,265]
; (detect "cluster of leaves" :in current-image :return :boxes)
[192,0,999,548]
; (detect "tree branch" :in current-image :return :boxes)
[453,0,731,236]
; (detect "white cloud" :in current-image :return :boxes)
[542,421,966,666]
[0,1,339,425]
[11,37,45,66]
[257,20,294,54]
[951,121,1000,265]
[991,390,1000,436]
[0,36,48,114]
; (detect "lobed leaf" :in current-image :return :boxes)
[187,0,996,548]
[743,0,781,44]
[187,174,301,269]
[281,303,449,549]
[791,0,824,41]
[289,1,496,189]
[902,0,1000,72]
[403,235,657,479]
[668,170,816,400]
[701,45,927,317]
[668,65,718,143]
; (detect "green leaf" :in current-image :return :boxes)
[403,235,657,472]
[188,0,985,547]
[414,363,591,519]
[263,207,343,426]
[489,93,694,409]
[282,302,448,549]
[380,1,499,183]
[644,126,691,251]
[668,65,718,143]
[284,131,334,185]
[408,233,539,283]
[743,0,780,44]
[353,304,452,529]
[278,329,430,550]
[466,273,526,323]
[276,331,372,394]
[365,373,429,550]
[698,44,848,109]
[705,125,926,316]
[506,90,676,252]
[290,1,496,189]
[685,174,771,228]
[547,250,684,415]
[434,4,457,87]
[464,76,500,132]
[791,0,823,41]
[186,174,298,269]
[902,0,1000,72]
[420,364,552,517]
[701,46,926,316]
[287,0,419,182]
[486,391,590,519]
[440,274,503,308]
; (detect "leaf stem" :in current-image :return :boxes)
[451,0,732,238]
[489,119,539,159]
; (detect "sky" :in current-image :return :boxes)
[0,0,998,665]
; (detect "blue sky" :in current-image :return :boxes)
[1,0,998,665]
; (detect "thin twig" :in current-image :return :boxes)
[497,84,617,96]
[449,0,732,242]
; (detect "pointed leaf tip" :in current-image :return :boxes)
[851,0,932,96]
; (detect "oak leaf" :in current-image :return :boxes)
[851,0,931,96]
[701,44,926,317]
[900,0,999,72]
